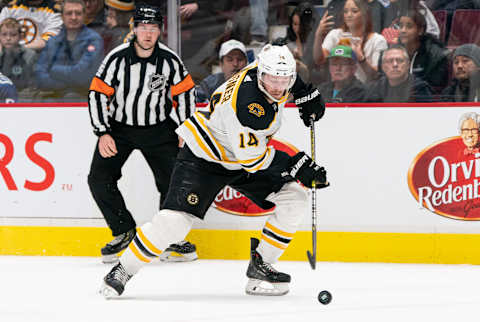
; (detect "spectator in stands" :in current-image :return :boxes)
[249,0,268,46]
[318,44,366,102]
[277,2,317,82]
[0,72,18,102]
[34,0,103,101]
[325,0,389,33]
[441,44,480,102]
[0,0,63,51]
[103,0,134,54]
[195,39,247,103]
[397,9,449,90]
[0,18,37,98]
[84,0,105,35]
[313,0,388,82]
[365,44,433,102]
[381,0,440,44]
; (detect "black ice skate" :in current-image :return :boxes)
[100,263,132,298]
[101,228,136,264]
[245,237,291,296]
[159,240,198,262]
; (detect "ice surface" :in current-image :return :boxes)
[0,256,479,322]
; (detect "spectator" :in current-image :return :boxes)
[441,44,480,102]
[0,18,37,98]
[34,0,103,101]
[365,44,433,102]
[195,39,247,103]
[0,72,18,102]
[325,0,389,33]
[313,0,388,82]
[382,0,440,44]
[249,0,268,46]
[84,0,105,35]
[0,0,63,51]
[103,0,134,54]
[318,44,366,102]
[276,2,317,82]
[397,9,449,90]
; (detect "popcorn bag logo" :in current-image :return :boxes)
[408,130,480,220]
[213,138,299,216]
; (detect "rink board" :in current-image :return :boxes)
[1,103,480,263]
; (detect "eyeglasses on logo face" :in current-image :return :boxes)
[461,128,479,134]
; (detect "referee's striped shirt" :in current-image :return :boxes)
[88,41,195,135]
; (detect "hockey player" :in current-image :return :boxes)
[100,44,328,298]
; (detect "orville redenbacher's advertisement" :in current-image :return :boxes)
[408,112,480,220]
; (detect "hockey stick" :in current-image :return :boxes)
[307,117,317,270]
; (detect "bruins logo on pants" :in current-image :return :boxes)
[187,193,199,205]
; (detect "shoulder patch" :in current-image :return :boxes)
[236,81,276,130]
[247,103,265,118]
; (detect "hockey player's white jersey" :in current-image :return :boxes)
[177,63,288,173]
[0,2,62,45]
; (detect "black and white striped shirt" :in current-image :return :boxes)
[88,41,195,135]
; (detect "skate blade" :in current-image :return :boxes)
[102,254,119,264]
[99,282,120,299]
[245,279,289,296]
[159,251,198,262]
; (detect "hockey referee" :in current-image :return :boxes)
[87,4,197,264]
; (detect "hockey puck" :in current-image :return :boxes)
[318,290,332,305]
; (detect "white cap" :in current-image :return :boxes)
[219,39,247,59]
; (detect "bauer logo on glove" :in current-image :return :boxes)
[293,84,326,127]
[288,152,329,189]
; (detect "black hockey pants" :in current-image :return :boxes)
[88,120,179,236]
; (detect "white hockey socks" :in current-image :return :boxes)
[257,182,308,263]
[120,209,194,275]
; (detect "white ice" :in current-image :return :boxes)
[0,256,479,322]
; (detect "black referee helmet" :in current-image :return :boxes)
[133,4,163,26]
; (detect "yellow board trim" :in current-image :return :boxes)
[2,226,480,264]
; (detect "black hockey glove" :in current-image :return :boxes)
[286,152,329,189]
[294,84,325,127]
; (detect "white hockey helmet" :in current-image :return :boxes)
[257,44,297,102]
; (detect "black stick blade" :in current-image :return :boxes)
[307,250,316,270]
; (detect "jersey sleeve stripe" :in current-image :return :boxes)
[184,120,221,161]
[171,74,195,97]
[190,116,222,160]
[194,113,229,161]
[90,77,115,97]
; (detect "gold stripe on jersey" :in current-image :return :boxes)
[137,228,162,255]
[231,64,258,113]
[194,112,229,161]
[184,119,221,162]
[246,147,272,173]
[128,242,151,263]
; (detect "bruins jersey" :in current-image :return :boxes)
[0,0,62,45]
[176,63,288,173]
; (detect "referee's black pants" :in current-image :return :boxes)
[88,120,179,236]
